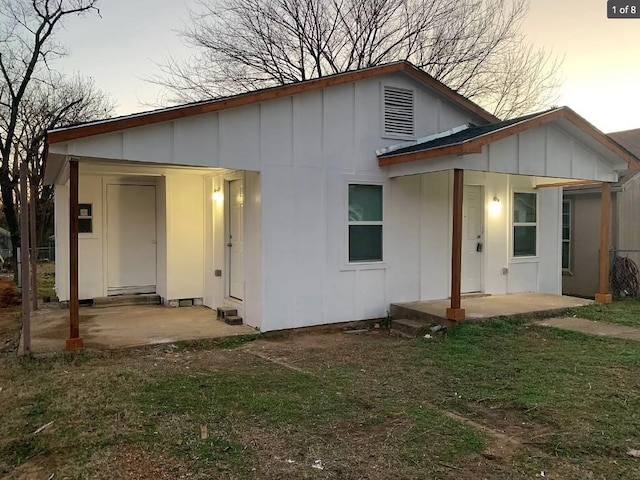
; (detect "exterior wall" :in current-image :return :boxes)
[390,171,562,303]
[257,76,483,331]
[202,170,262,329]
[53,72,569,331]
[617,175,640,250]
[55,164,210,303]
[387,124,619,183]
[163,175,205,301]
[562,188,620,298]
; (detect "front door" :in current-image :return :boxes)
[106,184,157,295]
[227,179,244,300]
[461,185,483,293]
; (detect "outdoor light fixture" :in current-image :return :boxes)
[489,196,501,216]
[212,188,223,203]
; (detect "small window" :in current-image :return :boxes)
[513,192,536,257]
[348,184,383,262]
[383,85,415,139]
[78,203,93,234]
[562,200,571,270]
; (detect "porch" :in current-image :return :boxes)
[390,292,593,331]
[21,305,256,354]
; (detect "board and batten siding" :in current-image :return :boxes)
[54,164,207,306]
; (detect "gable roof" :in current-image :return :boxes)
[378,107,640,169]
[47,61,498,144]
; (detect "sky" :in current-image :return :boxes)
[53,0,640,133]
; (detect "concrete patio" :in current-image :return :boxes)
[22,305,257,354]
[391,292,593,327]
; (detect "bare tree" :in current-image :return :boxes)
[0,0,100,262]
[12,75,113,251]
[154,0,560,119]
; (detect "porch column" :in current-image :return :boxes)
[66,159,83,351]
[446,169,465,321]
[595,182,612,304]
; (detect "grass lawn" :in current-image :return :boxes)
[569,298,640,328]
[1,305,640,478]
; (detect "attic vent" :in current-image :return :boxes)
[383,86,415,139]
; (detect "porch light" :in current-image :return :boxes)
[489,196,501,216]
[212,188,223,203]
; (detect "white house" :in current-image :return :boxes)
[45,61,638,342]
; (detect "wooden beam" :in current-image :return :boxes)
[30,181,38,312]
[378,143,484,167]
[534,180,601,189]
[66,159,83,351]
[596,182,613,304]
[446,169,465,321]
[19,162,30,355]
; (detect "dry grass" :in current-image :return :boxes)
[1,313,640,479]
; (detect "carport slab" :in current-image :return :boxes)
[23,305,257,353]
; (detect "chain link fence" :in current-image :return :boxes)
[610,249,640,298]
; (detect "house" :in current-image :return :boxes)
[563,128,640,297]
[45,61,638,349]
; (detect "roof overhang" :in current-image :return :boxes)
[47,61,498,146]
[378,107,640,172]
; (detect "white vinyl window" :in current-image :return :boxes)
[513,192,537,257]
[562,199,571,270]
[382,85,415,139]
[348,184,383,262]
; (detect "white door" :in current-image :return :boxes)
[107,184,157,295]
[461,185,483,293]
[228,179,244,300]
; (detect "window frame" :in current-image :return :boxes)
[381,84,416,141]
[347,182,385,265]
[78,203,93,235]
[511,191,538,259]
[562,199,572,272]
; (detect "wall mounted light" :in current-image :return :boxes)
[489,196,501,216]
[212,188,223,203]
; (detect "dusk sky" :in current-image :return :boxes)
[54,0,640,133]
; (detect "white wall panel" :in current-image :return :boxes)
[124,123,174,164]
[164,175,205,300]
[293,91,324,168]
[518,129,546,176]
[546,126,572,178]
[244,171,263,328]
[386,176,421,303]
[420,171,451,300]
[219,105,261,170]
[324,84,356,171]
[260,98,293,167]
[174,114,220,167]
[537,187,562,294]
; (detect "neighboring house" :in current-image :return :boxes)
[563,128,640,297]
[45,61,637,334]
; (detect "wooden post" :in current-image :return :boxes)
[66,159,83,351]
[30,181,38,311]
[595,182,612,304]
[446,169,466,321]
[20,163,30,355]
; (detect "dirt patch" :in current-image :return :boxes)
[90,445,189,480]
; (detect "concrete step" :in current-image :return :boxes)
[224,315,243,326]
[392,318,430,337]
[93,294,161,308]
[216,306,238,318]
